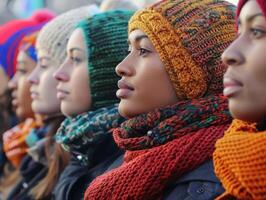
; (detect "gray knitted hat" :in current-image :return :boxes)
[36,5,100,65]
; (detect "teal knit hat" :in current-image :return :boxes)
[77,10,133,110]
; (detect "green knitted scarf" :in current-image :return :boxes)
[55,104,125,166]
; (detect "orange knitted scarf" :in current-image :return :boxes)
[3,118,41,168]
[214,119,266,200]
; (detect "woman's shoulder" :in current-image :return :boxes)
[52,151,123,200]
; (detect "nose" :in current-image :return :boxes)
[222,39,245,67]
[53,59,70,82]
[115,55,134,77]
[27,66,39,85]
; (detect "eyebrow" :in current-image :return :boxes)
[128,34,149,45]
[69,48,84,53]
[17,60,26,65]
[238,13,265,25]
[38,56,51,61]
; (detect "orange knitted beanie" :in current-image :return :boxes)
[129,0,236,99]
[214,119,266,199]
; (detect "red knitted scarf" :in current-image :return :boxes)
[85,94,231,200]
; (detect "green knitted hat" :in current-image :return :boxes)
[77,10,133,110]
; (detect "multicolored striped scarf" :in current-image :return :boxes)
[214,119,266,200]
[55,104,125,166]
[85,94,232,200]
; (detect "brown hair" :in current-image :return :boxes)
[0,89,20,199]
[0,89,15,134]
[0,164,21,199]
[31,116,70,199]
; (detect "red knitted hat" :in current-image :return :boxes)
[237,0,266,17]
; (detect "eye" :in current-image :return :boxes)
[127,46,132,54]
[40,64,48,69]
[139,48,150,56]
[16,68,27,74]
[250,28,266,38]
[70,56,82,64]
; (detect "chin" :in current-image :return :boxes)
[229,100,265,123]
[118,102,141,119]
[61,103,86,117]
[16,110,27,121]
[230,108,262,123]
[61,109,75,118]
[33,104,60,116]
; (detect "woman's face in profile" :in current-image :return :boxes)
[222,0,266,123]
[116,29,178,118]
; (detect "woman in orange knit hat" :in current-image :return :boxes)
[213,0,266,199]
[84,0,237,199]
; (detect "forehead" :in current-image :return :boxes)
[128,29,148,43]
[17,51,32,62]
[36,48,50,59]
[67,28,86,50]
[239,0,263,21]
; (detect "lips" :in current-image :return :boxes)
[30,92,39,100]
[56,87,69,100]
[223,77,243,98]
[116,79,134,98]
[30,90,39,99]
[11,98,18,107]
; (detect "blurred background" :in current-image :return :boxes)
[0,0,238,25]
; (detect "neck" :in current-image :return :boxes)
[42,113,64,124]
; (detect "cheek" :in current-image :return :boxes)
[17,78,31,104]
[39,72,60,107]
[229,71,266,122]
[246,63,266,100]
[247,75,266,111]
[16,78,33,118]
[136,62,164,94]
[119,60,177,118]
[72,68,90,98]
[136,62,175,103]
[41,71,58,95]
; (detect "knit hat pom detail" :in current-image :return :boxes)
[30,9,56,23]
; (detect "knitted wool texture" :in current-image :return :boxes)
[36,5,100,67]
[3,118,41,168]
[129,0,236,99]
[77,10,133,110]
[85,95,232,200]
[0,10,54,77]
[25,125,49,148]
[19,31,39,62]
[213,120,266,200]
[56,105,125,166]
